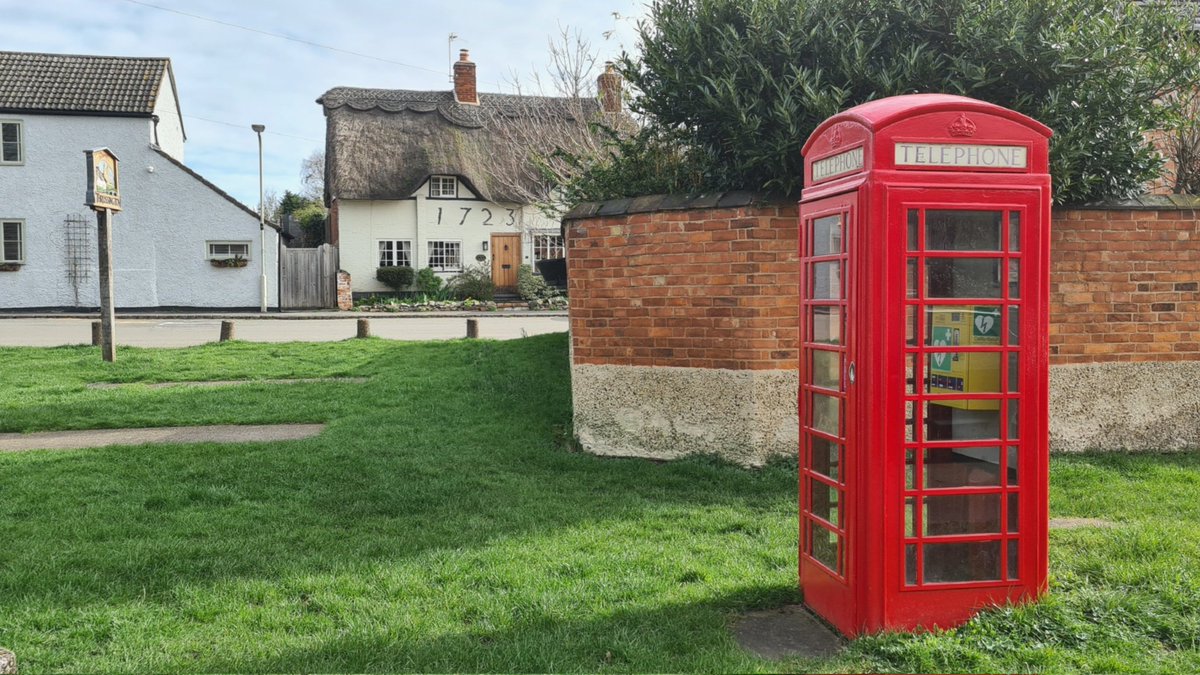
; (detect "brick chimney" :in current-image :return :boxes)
[597,62,622,113]
[453,49,478,105]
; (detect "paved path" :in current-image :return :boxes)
[87,377,368,390]
[0,424,326,453]
[0,316,568,347]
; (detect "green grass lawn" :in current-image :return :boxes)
[0,333,1198,673]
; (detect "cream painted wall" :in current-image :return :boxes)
[340,177,562,294]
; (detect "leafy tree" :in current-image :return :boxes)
[293,203,328,246]
[278,190,311,216]
[582,0,1199,204]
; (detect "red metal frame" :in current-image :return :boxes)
[798,95,1051,637]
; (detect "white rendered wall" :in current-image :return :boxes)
[151,72,186,161]
[0,113,278,309]
[339,178,561,294]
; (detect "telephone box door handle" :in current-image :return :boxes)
[848,362,856,385]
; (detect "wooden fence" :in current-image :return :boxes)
[281,244,338,309]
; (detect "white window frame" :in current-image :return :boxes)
[531,231,565,266]
[378,239,413,268]
[427,240,463,272]
[428,175,458,199]
[1,219,24,264]
[0,120,23,165]
[206,241,251,260]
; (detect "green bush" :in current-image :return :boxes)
[447,264,496,301]
[575,0,1200,205]
[517,264,559,301]
[376,266,415,293]
[415,267,444,296]
[293,203,328,245]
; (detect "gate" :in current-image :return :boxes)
[281,244,338,309]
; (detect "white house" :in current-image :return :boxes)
[0,50,280,310]
[318,50,620,297]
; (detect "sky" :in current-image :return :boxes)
[1,0,646,207]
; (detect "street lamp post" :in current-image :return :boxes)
[251,124,267,313]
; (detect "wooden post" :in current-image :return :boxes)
[91,321,101,346]
[96,208,116,362]
[356,318,371,338]
[219,320,236,342]
[466,318,479,339]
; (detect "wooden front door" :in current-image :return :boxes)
[491,233,521,291]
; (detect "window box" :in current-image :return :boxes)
[0,262,21,272]
[210,256,249,268]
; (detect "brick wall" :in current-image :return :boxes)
[1050,205,1200,364]
[566,196,1200,370]
[565,196,798,371]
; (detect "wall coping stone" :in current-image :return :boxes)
[562,191,788,221]
[1063,194,1200,211]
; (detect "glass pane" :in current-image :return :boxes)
[1008,492,1020,533]
[906,400,918,443]
[1,124,16,143]
[811,437,840,481]
[924,541,1002,583]
[907,209,919,250]
[1009,212,1021,252]
[1008,306,1020,346]
[812,394,840,436]
[812,306,842,345]
[3,241,18,261]
[907,259,918,298]
[906,305,918,346]
[926,401,1001,441]
[926,210,1003,251]
[1007,540,1020,579]
[1007,447,1019,485]
[905,449,916,489]
[809,523,839,573]
[925,447,1003,488]
[812,262,842,300]
[906,497,917,536]
[906,353,918,394]
[1007,352,1019,393]
[906,544,918,585]
[924,494,1002,535]
[812,349,841,390]
[927,352,1001,394]
[926,258,1003,298]
[812,215,843,256]
[809,478,840,527]
[1007,400,1020,440]
[1008,259,1020,299]
[926,306,1002,346]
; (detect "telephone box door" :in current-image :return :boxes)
[885,187,1047,628]
[799,189,858,632]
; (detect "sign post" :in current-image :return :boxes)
[85,148,121,362]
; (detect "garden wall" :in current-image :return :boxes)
[563,193,1200,464]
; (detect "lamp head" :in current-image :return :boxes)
[251,124,266,133]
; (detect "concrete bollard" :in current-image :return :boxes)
[91,321,101,346]
[219,320,235,342]
[466,318,479,339]
[356,318,371,339]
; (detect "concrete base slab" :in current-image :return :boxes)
[733,605,842,660]
[87,377,367,390]
[0,424,326,453]
[1050,517,1118,530]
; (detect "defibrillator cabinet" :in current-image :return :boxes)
[797,94,1051,636]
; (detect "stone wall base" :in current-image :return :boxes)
[571,362,1200,464]
[571,364,799,467]
[1050,361,1200,452]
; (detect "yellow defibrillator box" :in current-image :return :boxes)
[927,306,1001,410]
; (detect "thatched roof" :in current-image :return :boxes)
[318,87,603,205]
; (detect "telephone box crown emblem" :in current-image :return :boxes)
[830,125,844,149]
[948,113,977,137]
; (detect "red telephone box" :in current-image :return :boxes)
[797,94,1051,636]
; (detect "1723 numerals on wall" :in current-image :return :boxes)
[435,207,518,227]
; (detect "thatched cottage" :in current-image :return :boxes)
[318,49,621,296]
